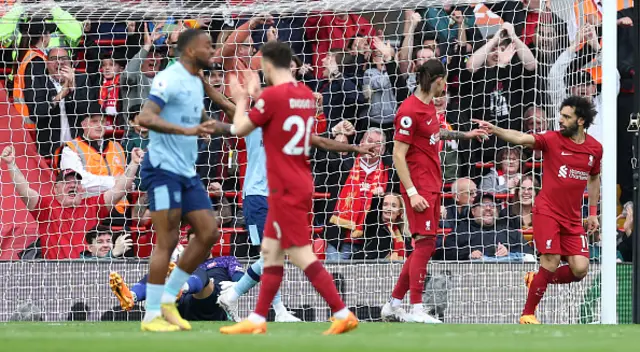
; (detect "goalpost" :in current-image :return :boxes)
[0,0,617,324]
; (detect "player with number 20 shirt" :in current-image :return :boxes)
[220,41,357,336]
[473,95,602,325]
[382,59,487,324]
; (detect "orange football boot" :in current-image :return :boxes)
[323,312,359,335]
[219,320,267,335]
[109,272,134,311]
[519,315,541,324]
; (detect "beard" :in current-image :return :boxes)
[559,122,579,137]
[195,56,212,70]
[264,72,273,86]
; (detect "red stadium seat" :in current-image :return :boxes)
[312,237,326,260]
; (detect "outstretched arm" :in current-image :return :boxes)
[472,119,535,148]
[1,147,40,212]
[439,128,488,141]
[310,135,375,155]
[492,127,535,148]
[102,149,143,208]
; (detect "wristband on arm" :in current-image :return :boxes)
[589,206,598,217]
[406,187,418,197]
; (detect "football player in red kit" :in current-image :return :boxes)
[381,59,487,323]
[220,41,358,335]
[473,95,602,324]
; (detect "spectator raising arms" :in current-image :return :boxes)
[304,12,375,78]
[0,145,143,259]
[319,49,365,130]
[121,22,164,114]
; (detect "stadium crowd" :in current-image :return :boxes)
[0,0,635,263]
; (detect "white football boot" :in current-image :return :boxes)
[217,286,241,322]
[405,308,442,324]
[381,302,407,322]
[275,310,302,322]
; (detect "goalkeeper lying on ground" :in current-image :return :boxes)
[110,243,244,321]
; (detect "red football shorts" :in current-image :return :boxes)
[263,195,313,249]
[533,212,589,257]
[402,192,441,236]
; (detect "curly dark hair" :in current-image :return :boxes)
[560,95,597,129]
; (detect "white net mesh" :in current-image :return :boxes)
[0,0,610,323]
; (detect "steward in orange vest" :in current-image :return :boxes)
[59,104,129,218]
[12,21,56,128]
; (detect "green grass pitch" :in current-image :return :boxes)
[1,322,638,352]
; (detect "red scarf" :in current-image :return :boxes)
[330,157,388,241]
[389,223,405,259]
[99,74,121,115]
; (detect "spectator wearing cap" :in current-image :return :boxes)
[59,103,129,222]
[0,145,143,259]
[442,192,532,262]
[27,46,97,157]
[80,226,133,260]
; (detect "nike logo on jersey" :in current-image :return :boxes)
[561,151,572,156]
[426,119,433,125]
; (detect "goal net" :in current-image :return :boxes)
[0,0,610,323]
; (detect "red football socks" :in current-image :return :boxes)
[522,267,554,315]
[408,238,436,304]
[551,265,581,284]
[304,260,346,313]
[254,266,284,318]
[391,254,412,301]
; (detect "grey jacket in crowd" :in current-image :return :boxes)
[361,67,397,124]
[120,47,153,114]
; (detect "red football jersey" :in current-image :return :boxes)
[394,94,442,194]
[248,82,316,199]
[31,194,110,259]
[533,131,602,226]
